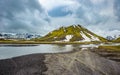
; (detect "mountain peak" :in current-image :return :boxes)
[39,25,107,42]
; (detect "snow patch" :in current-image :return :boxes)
[79,31,100,42]
[86,32,100,41]
[80,31,91,42]
[63,35,73,42]
[54,37,57,39]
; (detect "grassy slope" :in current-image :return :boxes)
[36,25,107,42]
[81,27,107,42]
[98,45,120,51]
[113,37,120,43]
[0,40,102,44]
[35,25,83,41]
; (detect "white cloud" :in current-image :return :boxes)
[38,0,79,11]
[87,18,120,37]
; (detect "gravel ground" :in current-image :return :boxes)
[0,49,120,75]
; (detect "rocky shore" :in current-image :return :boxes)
[0,49,120,75]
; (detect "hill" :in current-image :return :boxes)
[113,37,120,43]
[37,25,107,42]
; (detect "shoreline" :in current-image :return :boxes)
[0,40,105,44]
[0,47,80,60]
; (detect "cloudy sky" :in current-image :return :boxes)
[0,0,120,37]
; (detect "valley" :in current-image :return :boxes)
[0,0,120,74]
[0,25,120,75]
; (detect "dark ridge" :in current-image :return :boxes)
[0,54,47,75]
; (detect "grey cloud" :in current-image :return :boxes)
[74,0,110,25]
[0,0,120,37]
[0,0,43,15]
[114,0,120,21]
[0,0,50,34]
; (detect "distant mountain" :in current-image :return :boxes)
[106,36,114,40]
[0,33,41,40]
[38,25,107,42]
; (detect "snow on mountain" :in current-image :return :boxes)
[63,35,73,42]
[80,31,91,42]
[79,31,100,42]
[85,32,100,41]
[38,25,107,42]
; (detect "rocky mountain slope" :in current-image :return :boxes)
[38,25,107,42]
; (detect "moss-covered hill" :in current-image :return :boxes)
[113,37,120,43]
[37,25,107,42]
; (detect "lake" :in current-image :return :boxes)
[0,44,99,59]
[0,43,119,59]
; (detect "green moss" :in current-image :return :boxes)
[113,37,120,43]
[98,45,120,51]
[83,31,91,39]
[37,25,107,42]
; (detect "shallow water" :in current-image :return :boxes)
[0,43,119,59]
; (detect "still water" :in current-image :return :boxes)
[0,43,119,59]
[0,44,99,59]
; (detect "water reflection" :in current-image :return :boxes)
[0,43,119,59]
[0,44,74,59]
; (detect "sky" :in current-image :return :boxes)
[0,0,120,37]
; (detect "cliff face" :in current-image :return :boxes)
[0,50,120,75]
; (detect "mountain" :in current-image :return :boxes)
[38,25,107,42]
[113,37,120,43]
[106,36,114,40]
